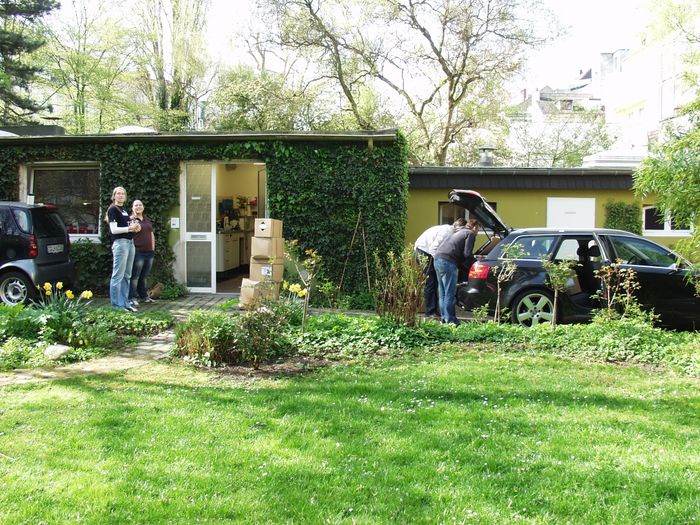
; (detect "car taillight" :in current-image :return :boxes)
[29,236,38,258]
[468,261,490,279]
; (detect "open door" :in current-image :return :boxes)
[182,163,217,292]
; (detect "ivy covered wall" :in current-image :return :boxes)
[0,135,409,293]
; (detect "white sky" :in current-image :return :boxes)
[515,0,652,93]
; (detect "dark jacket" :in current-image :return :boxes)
[434,227,476,267]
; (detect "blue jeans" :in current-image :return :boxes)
[110,239,135,308]
[434,257,459,325]
[130,251,155,300]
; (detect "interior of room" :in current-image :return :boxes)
[215,162,266,293]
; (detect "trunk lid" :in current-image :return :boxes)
[448,189,510,238]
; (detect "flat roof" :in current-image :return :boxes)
[0,129,399,146]
[409,166,634,190]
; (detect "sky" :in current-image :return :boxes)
[515,0,651,93]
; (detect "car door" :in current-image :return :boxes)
[601,234,699,326]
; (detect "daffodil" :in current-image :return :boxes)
[80,290,93,300]
[298,288,307,298]
[289,283,302,294]
[56,282,63,290]
[45,290,52,296]
[282,281,289,290]
[43,282,52,291]
[65,290,74,299]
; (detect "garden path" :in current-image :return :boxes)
[0,294,235,387]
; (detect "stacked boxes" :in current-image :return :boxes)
[239,218,285,307]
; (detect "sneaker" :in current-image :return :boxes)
[130,299,139,306]
[142,297,155,304]
[124,305,138,313]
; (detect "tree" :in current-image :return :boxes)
[264,0,548,165]
[634,3,700,263]
[506,110,612,167]
[133,0,212,130]
[0,0,58,123]
[208,65,328,131]
[39,0,136,133]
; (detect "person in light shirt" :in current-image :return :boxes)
[414,217,466,319]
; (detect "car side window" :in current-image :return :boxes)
[608,235,677,267]
[553,238,580,261]
[12,209,31,234]
[513,235,557,259]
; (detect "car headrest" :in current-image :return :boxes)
[576,246,588,258]
[589,245,601,257]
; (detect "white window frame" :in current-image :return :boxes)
[642,205,692,237]
[24,162,102,242]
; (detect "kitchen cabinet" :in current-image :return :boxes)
[216,233,242,272]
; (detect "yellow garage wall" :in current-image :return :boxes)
[406,187,688,249]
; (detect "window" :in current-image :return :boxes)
[30,166,100,236]
[438,201,497,227]
[513,235,557,259]
[608,235,677,267]
[642,206,691,236]
[438,202,467,225]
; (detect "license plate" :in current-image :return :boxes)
[47,244,64,254]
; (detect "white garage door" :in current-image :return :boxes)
[546,198,596,228]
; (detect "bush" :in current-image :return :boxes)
[70,240,112,294]
[174,308,293,367]
[604,200,642,234]
[0,338,47,370]
[372,245,424,326]
[0,305,40,341]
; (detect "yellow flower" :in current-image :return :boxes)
[43,282,52,291]
[56,282,63,290]
[298,288,307,298]
[289,283,302,294]
[65,290,74,299]
[282,281,289,290]
[80,290,93,300]
[45,290,52,296]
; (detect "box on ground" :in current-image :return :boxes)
[249,261,285,282]
[251,236,285,261]
[239,278,280,307]
[255,218,283,238]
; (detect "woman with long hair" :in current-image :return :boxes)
[106,186,140,312]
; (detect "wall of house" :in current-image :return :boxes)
[407,187,687,249]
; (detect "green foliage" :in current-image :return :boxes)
[541,257,577,328]
[30,282,94,345]
[372,245,424,326]
[492,243,525,323]
[70,239,112,293]
[174,307,294,367]
[0,135,407,293]
[0,337,46,370]
[158,281,189,300]
[84,308,173,336]
[603,200,642,234]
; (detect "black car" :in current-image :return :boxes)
[0,201,75,306]
[452,190,699,329]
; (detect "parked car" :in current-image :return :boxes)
[0,201,75,306]
[451,190,699,329]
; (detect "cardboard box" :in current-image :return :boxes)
[255,218,283,238]
[251,236,285,262]
[565,275,582,295]
[250,261,285,282]
[239,278,280,307]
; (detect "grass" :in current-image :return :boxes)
[1,346,699,524]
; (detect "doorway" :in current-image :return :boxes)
[179,161,267,293]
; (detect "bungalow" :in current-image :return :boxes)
[407,165,692,249]
[0,129,408,294]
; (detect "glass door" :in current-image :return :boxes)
[183,163,216,292]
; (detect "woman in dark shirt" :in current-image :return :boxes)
[128,200,156,306]
[107,186,140,312]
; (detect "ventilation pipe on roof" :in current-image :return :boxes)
[478,145,496,167]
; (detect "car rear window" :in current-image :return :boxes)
[18,208,68,238]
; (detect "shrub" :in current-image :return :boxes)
[159,281,189,300]
[70,240,112,294]
[174,308,293,367]
[0,338,47,370]
[372,245,423,326]
[30,283,94,346]
[604,200,642,234]
[0,305,40,341]
[85,308,174,336]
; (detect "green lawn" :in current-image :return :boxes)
[1,346,698,524]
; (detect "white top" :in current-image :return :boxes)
[414,224,452,256]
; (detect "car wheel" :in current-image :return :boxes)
[0,272,35,307]
[511,289,555,327]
